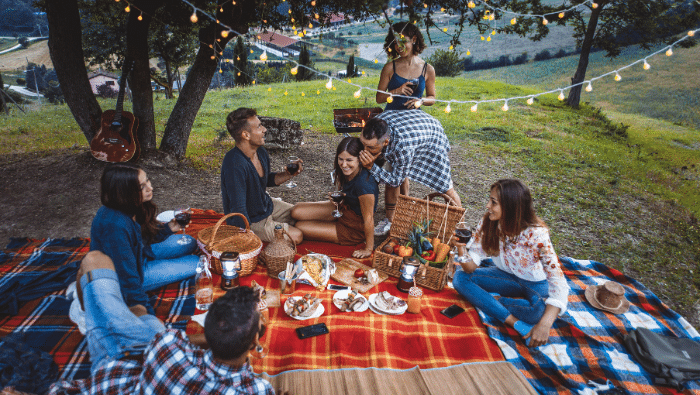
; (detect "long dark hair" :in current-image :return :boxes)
[480,179,545,256]
[100,163,159,243]
[333,137,364,189]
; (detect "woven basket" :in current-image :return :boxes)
[372,193,465,291]
[197,213,262,276]
[260,227,297,279]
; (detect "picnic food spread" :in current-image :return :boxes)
[373,291,407,313]
[284,293,322,318]
[333,289,368,312]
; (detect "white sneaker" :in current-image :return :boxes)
[374,218,392,236]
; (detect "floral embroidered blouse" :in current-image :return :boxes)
[468,220,569,314]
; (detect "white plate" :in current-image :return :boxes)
[156,210,175,223]
[368,293,407,315]
[333,290,368,312]
[285,296,325,320]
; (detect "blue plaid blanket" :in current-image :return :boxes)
[481,257,700,395]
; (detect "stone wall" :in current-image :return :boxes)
[260,116,304,149]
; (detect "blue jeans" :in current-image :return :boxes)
[143,234,199,291]
[453,264,549,325]
[81,269,165,373]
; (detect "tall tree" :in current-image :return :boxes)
[296,45,314,81]
[346,54,356,78]
[232,35,252,86]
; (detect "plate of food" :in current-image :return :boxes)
[284,294,324,320]
[333,289,369,312]
[156,210,174,223]
[368,291,407,315]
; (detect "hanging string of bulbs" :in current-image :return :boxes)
[122,0,698,114]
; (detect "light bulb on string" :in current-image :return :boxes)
[354,88,362,98]
[489,14,494,20]
[643,59,650,70]
[443,27,448,32]
[308,23,312,29]
[542,17,548,25]
[423,3,428,8]
[558,90,565,101]
[470,103,478,112]
[444,102,451,113]
[137,12,143,21]
[614,72,621,81]
[468,1,475,8]
[315,13,319,19]
[374,59,379,64]
[527,96,534,105]
[689,30,695,37]
[311,0,316,5]
[487,36,491,42]
[466,50,471,55]
[268,87,272,91]
[585,81,593,92]
[301,92,305,96]
[666,47,673,56]
[348,78,352,83]
[219,6,223,12]
[250,49,253,53]
[559,12,565,18]
[510,18,516,25]
[291,66,298,75]
[284,90,288,96]
[325,79,333,89]
[480,36,485,41]
[260,51,268,61]
[125,4,130,12]
[219,68,223,73]
[237,71,241,76]
[449,45,454,50]
[414,100,423,108]
[491,30,496,35]
[252,80,256,84]
[502,101,509,111]
[316,90,320,95]
[592,3,598,8]
[221,30,229,38]
[386,95,393,103]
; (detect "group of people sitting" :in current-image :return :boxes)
[45,21,569,395]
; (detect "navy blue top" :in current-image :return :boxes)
[90,206,172,315]
[341,168,379,217]
[385,61,427,110]
[221,146,279,228]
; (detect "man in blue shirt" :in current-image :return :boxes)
[221,108,303,244]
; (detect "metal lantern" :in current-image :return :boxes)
[397,256,420,292]
[220,251,241,290]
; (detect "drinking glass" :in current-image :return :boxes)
[330,191,345,218]
[454,222,472,261]
[285,156,300,188]
[174,206,191,245]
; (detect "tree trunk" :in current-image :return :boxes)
[45,0,101,142]
[566,3,604,108]
[160,23,235,158]
[164,58,174,100]
[126,10,156,150]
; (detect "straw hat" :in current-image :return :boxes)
[585,281,630,315]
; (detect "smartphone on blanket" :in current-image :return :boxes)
[441,304,465,319]
[296,323,330,339]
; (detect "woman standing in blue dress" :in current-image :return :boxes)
[376,22,436,110]
[90,163,199,315]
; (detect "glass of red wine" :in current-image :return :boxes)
[454,221,472,262]
[174,206,191,245]
[285,156,300,188]
[330,191,345,218]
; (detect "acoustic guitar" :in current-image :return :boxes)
[90,59,140,162]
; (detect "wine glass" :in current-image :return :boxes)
[174,206,191,245]
[330,191,345,218]
[285,156,300,188]
[250,323,269,358]
[454,222,472,262]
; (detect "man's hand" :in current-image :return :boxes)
[286,158,304,176]
[359,150,378,170]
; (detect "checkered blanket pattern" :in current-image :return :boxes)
[481,257,700,395]
[0,237,195,382]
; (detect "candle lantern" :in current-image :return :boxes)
[397,256,420,292]
[220,251,241,290]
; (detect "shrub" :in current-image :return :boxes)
[18,37,29,48]
[534,50,552,61]
[96,82,118,98]
[16,78,25,85]
[427,49,462,77]
[555,49,568,58]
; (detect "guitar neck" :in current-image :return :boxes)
[113,60,134,124]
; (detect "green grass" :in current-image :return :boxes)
[0,38,17,52]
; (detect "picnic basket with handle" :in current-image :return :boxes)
[372,193,465,291]
[197,213,262,276]
[260,225,297,279]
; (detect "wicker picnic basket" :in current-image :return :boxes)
[197,213,262,276]
[260,225,297,279]
[372,193,465,291]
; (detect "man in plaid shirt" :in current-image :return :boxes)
[359,110,462,235]
[48,251,275,395]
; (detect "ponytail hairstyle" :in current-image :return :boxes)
[333,137,365,189]
[100,163,160,243]
[480,179,545,256]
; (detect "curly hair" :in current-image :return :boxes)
[384,22,426,58]
[204,286,261,360]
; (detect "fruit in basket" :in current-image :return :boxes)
[393,244,401,255]
[354,268,365,278]
[398,245,413,257]
[383,242,396,254]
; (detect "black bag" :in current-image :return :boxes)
[622,327,700,390]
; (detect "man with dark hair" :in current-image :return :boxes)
[221,108,303,244]
[49,251,275,394]
[359,111,462,236]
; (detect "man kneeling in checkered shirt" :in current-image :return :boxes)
[359,111,462,236]
[48,251,277,395]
